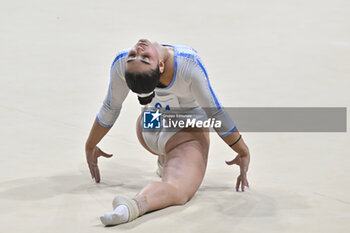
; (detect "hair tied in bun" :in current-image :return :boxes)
[137,91,155,105]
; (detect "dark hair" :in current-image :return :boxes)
[137,91,155,105]
[125,65,160,105]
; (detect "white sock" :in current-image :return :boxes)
[100,205,129,226]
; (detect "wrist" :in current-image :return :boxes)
[85,142,96,151]
[239,148,250,157]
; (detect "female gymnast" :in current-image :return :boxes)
[85,39,251,226]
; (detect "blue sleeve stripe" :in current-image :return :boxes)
[196,59,222,110]
[111,52,129,68]
[177,52,222,110]
[96,114,113,128]
[107,52,129,106]
[220,125,237,138]
[178,52,196,61]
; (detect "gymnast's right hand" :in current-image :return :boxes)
[85,146,113,183]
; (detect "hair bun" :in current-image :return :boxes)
[137,91,155,105]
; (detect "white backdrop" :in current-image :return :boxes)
[0,0,349,232]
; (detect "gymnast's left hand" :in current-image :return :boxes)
[225,153,250,192]
[86,146,113,183]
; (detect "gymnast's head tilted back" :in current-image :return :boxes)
[125,39,162,105]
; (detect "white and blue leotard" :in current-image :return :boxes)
[97,44,237,155]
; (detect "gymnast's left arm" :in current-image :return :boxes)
[189,60,250,192]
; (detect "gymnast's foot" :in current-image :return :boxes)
[100,205,129,226]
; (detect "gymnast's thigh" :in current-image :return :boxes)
[136,113,160,156]
[162,127,210,198]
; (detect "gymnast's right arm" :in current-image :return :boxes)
[85,53,130,183]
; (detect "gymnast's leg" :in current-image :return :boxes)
[135,128,210,212]
[100,120,209,225]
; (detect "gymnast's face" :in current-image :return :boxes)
[126,39,160,74]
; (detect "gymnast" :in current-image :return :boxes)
[85,39,251,225]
